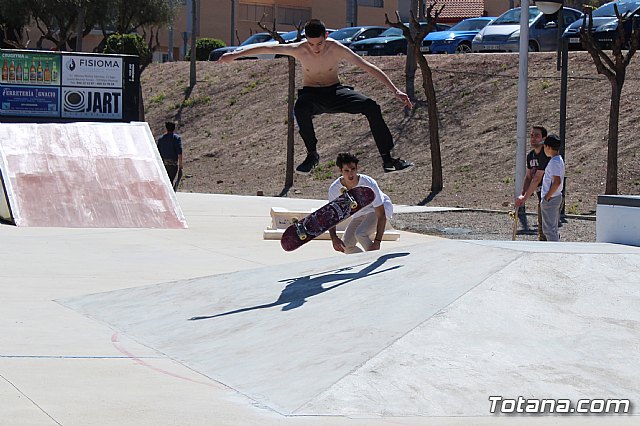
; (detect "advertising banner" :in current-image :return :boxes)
[61,87,123,119]
[1,51,60,86]
[61,55,123,88]
[1,49,138,122]
[0,85,60,117]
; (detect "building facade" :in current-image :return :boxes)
[157,0,513,60]
[16,1,514,59]
[161,0,403,61]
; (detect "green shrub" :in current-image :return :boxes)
[185,38,225,61]
[103,33,151,67]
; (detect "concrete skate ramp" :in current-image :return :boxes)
[0,122,186,228]
[59,240,640,417]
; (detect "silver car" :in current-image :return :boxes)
[472,6,582,52]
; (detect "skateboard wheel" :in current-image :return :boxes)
[350,201,357,210]
[292,217,307,240]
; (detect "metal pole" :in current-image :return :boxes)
[559,9,567,158]
[190,0,197,87]
[168,26,174,61]
[231,0,236,45]
[559,10,568,217]
[182,31,188,58]
[185,0,193,58]
[515,1,529,201]
[559,56,568,156]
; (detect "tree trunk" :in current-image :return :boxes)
[75,6,85,52]
[415,45,443,192]
[404,0,419,101]
[579,7,638,196]
[256,22,301,193]
[404,46,416,102]
[606,76,623,194]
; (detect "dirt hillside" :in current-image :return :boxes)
[141,52,640,215]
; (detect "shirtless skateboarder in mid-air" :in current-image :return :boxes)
[220,18,415,175]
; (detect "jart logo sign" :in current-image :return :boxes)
[62,88,122,119]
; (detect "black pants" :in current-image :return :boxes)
[165,165,178,184]
[294,84,394,156]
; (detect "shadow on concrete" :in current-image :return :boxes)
[189,252,410,321]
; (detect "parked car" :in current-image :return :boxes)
[472,6,582,52]
[233,30,305,59]
[328,26,388,48]
[208,32,283,61]
[350,23,451,56]
[421,17,494,54]
[563,0,640,50]
[234,29,335,59]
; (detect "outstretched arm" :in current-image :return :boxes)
[219,42,301,63]
[337,44,412,109]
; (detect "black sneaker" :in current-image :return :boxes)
[295,152,320,175]
[383,158,414,174]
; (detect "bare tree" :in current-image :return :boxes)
[258,19,303,194]
[402,1,442,106]
[580,5,640,194]
[27,0,81,50]
[0,0,31,48]
[1,25,29,48]
[404,0,420,102]
[386,2,444,194]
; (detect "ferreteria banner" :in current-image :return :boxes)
[1,86,60,117]
[0,49,139,122]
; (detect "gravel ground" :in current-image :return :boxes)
[391,210,596,242]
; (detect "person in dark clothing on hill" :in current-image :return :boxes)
[157,121,183,188]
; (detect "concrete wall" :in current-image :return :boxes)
[596,195,640,247]
[485,0,512,17]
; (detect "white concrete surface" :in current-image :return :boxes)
[1,192,639,425]
[58,241,521,415]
